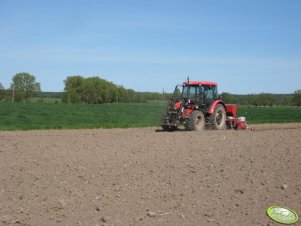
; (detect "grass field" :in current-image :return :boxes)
[0,102,300,130]
[0,102,165,130]
[237,106,301,124]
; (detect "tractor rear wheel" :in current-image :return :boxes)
[185,111,205,131]
[210,104,226,130]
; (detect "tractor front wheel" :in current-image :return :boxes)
[185,111,205,131]
[210,104,226,130]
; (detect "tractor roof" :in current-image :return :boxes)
[183,81,217,86]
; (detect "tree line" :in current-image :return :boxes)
[0,73,164,103]
[61,75,164,103]
[220,92,301,107]
[0,72,301,106]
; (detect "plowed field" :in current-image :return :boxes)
[1,123,301,226]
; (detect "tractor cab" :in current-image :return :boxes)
[181,81,219,110]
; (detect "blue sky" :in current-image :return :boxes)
[0,0,300,94]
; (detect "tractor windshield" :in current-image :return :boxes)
[182,85,199,99]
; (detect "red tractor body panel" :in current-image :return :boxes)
[182,105,194,118]
[208,100,225,114]
[175,102,182,109]
[225,104,238,118]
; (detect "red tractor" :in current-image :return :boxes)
[161,80,248,131]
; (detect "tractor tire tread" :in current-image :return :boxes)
[185,111,205,131]
[210,104,227,130]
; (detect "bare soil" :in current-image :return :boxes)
[1,123,301,226]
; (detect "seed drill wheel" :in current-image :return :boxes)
[185,111,205,131]
[210,104,226,130]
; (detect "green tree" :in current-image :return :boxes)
[63,76,118,104]
[62,75,170,104]
[11,73,41,102]
[0,82,5,100]
[83,77,103,104]
[292,90,301,106]
[275,95,292,106]
[266,94,276,107]
[63,76,85,103]
[221,92,236,104]
[249,94,260,107]
[258,93,276,107]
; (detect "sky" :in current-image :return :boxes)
[0,0,300,94]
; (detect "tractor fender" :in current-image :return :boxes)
[208,100,226,114]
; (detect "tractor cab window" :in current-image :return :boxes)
[189,86,198,99]
[204,85,217,102]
